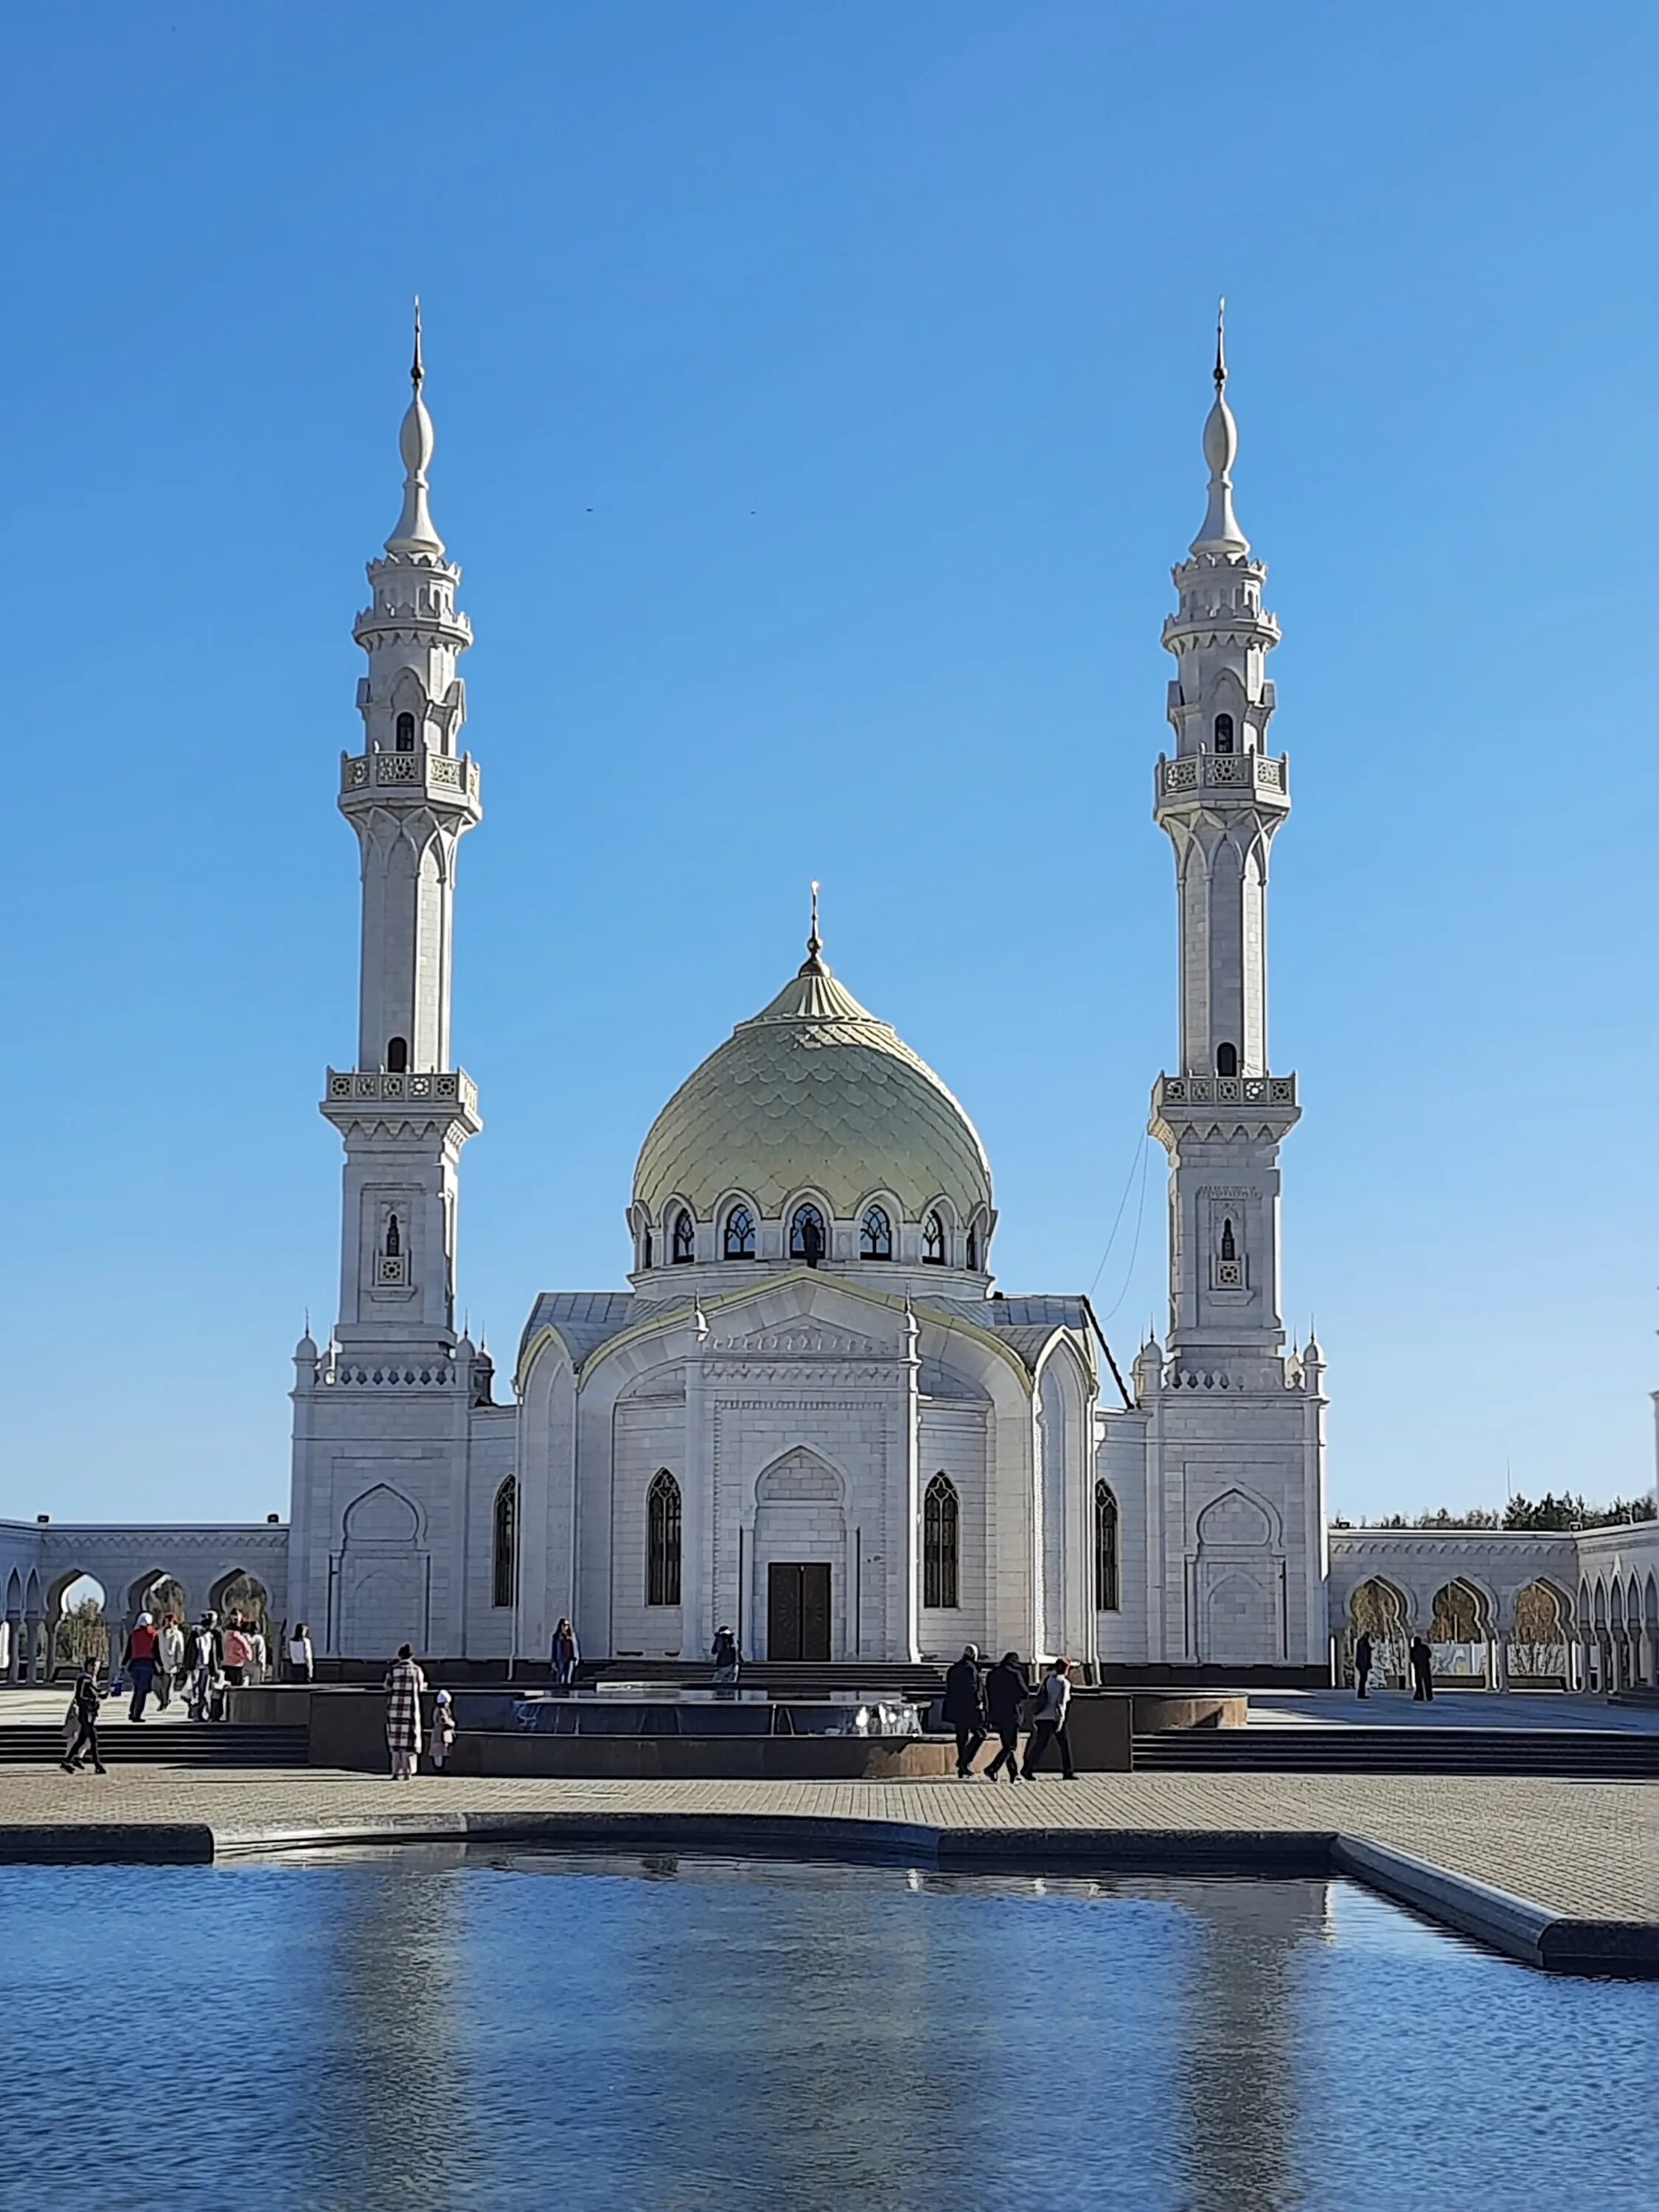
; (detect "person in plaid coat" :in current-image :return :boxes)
[384,1645,426,1781]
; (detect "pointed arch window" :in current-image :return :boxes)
[923,1474,961,1610]
[922,1211,947,1266]
[1094,1480,1120,1611]
[1215,1042,1238,1077]
[647,1470,681,1607]
[386,1035,408,1074]
[965,1221,981,1271]
[384,1211,401,1257]
[790,1204,826,1267]
[1213,713,1234,754]
[492,1478,518,1609]
[671,1210,696,1265]
[395,712,417,752]
[641,1225,654,1269]
[723,1206,757,1259]
[1220,1217,1236,1262]
[860,1206,892,1260]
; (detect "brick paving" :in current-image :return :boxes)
[1,1765,1653,1924]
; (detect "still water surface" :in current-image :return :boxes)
[2,1851,1653,2211]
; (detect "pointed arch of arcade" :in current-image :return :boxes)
[1344,1576,1411,1688]
[493,1477,518,1610]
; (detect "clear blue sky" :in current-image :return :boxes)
[3,3,1654,1526]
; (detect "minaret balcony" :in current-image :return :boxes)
[1157,751,1288,802]
[322,1066,481,1135]
[1150,1071,1299,1144]
[340,749,482,810]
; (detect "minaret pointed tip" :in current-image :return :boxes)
[1214,297,1228,394]
[411,296,425,392]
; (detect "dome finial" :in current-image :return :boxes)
[386,299,444,557]
[1214,296,1227,397]
[1192,299,1248,557]
[799,880,827,975]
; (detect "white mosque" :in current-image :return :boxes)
[10,325,1646,1695]
[278,316,1329,1679]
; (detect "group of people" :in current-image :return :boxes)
[383,1646,456,1779]
[1352,1632,1438,1702]
[942,1646,1078,1781]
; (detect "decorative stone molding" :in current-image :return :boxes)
[340,750,481,804]
[1157,752,1287,799]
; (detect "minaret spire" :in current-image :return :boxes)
[1194,298,1248,555]
[799,879,827,975]
[388,297,443,557]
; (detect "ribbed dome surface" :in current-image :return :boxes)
[634,953,992,1223]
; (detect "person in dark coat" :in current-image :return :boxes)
[60,1666,108,1774]
[1409,1635,1435,1702]
[1020,1658,1077,1780]
[981,1652,1032,1782]
[942,1645,987,1778]
[1354,1631,1374,1699]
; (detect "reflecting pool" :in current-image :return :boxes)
[2,1853,1654,2210]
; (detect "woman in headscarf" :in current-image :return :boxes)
[384,1644,427,1781]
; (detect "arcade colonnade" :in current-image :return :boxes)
[0,1524,291,1683]
[1328,1528,1659,1694]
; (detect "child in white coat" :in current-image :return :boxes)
[430,1688,456,1773]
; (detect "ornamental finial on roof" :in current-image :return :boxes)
[1192,297,1248,556]
[1214,296,1228,397]
[799,880,827,974]
[386,298,444,557]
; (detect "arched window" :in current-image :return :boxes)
[386,1035,408,1073]
[492,1478,518,1609]
[647,1470,681,1607]
[1220,1217,1236,1262]
[790,1204,826,1267]
[860,1206,892,1260]
[1213,712,1234,754]
[641,1225,654,1269]
[723,1206,756,1259]
[923,1474,960,1609]
[965,1222,980,1271]
[922,1211,946,1265]
[395,712,417,752]
[671,1210,696,1264]
[1215,1042,1238,1077]
[384,1211,401,1257]
[1094,1480,1119,1611]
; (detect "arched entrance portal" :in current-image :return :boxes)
[1430,1578,1495,1688]
[1344,1577,1409,1689]
[1506,1579,1573,1691]
[49,1573,109,1677]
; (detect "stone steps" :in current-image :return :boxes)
[0,1725,309,1767]
[1131,1725,1659,1778]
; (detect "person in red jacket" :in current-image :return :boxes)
[124,1613,161,1722]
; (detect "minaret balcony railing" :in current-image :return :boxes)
[1154,1072,1296,1109]
[325,1067,481,1115]
[340,750,481,802]
[1158,752,1287,799]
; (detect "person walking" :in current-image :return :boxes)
[385,1645,427,1781]
[942,1644,987,1778]
[1354,1631,1374,1700]
[1020,1658,1077,1781]
[286,1624,315,1684]
[982,1652,1032,1783]
[429,1688,456,1773]
[123,1613,161,1722]
[156,1615,184,1711]
[711,1626,740,1692]
[183,1612,223,1720]
[246,1618,268,1687]
[550,1618,580,1688]
[221,1615,252,1691]
[1409,1635,1435,1703]
[60,1665,108,1774]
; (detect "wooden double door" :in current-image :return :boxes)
[767,1562,832,1662]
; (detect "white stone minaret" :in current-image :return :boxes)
[321,307,484,1357]
[1150,307,1300,1377]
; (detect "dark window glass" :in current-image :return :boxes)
[647,1470,682,1607]
[642,1227,653,1269]
[493,1479,517,1608]
[723,1206,757,1259]
[1094,1480,1120,1611]
[671,1210,695,1264]
[965,1223,980,1271]
[387,1035,408,1073]
[922,1211,946,1265]
[790,1205,826,1267]
[1216,1042,1238,1077]
[923,1474,960,1609]
[860,1206,892,1260]
[395,712,417,752]
[1220,1217,1237,1262]
[384,1211,400,1256]
[1213,713,1234,754]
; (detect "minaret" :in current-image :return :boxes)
[321,309,484,1353]
[1150,308,1299,1373]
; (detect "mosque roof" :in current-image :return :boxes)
[633,917,992,1225]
